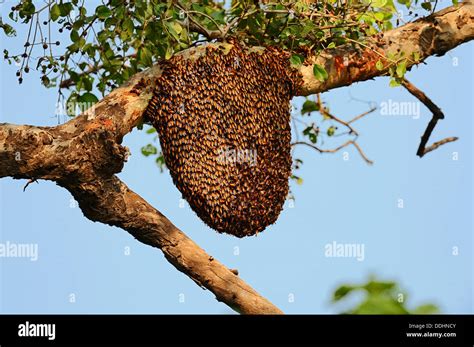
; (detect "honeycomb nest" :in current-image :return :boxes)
[145,40,301,237]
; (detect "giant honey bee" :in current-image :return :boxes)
[144,38,302,237]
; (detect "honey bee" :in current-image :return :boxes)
[143,39,303,237]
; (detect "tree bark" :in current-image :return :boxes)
[0,3,472,314]
[0,68,282,314]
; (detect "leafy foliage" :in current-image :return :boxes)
[0,0,444,171]
[332,275,440,314]
[1,0,440,95]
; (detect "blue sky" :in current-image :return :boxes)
[0,1,472,314]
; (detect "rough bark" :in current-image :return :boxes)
[299,2,474,95]
[0,3,472,314]
[0,68,282,315]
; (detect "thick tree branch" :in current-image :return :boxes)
[69,177,281,314]
[0,85,283,315]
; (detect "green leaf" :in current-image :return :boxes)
[327,126,336,137]
[396,61,406,78]
[375,60,384,71]
[350,295,409,314]
[82,77,93,92]
[397,0,412,8]
[96,5,112,20]
[211,11,225,24]
[78,37,86,49]
[138,47,153,66]
[412,304,439,314]
[156,154,166,172]
[389,78,401,87]
[374,12,385,21]
[412,51,420,62]
[371,0,387,8]
[332,276,440,314]
[122,18,134,40]
[59,2,73,17]
[300,21,315,37]
[303,125,314,135]
[363,280,397,294]
[166,21,182,41]
[50,4,61,21]
[70,29,80,42]
[421,2,432,11]
[19,2,36,17]
[313,64,328,82]
[308,133,318,143]
[41,75,51,87]
[291,175,304,185]
[0,19,16,36]
[66,93,78,117]
[171,22,183,34]
[333,285,357,302]
[290,54,304,66]
[78,92,99,103]
[165,46,173,60]
[141,144,158,157]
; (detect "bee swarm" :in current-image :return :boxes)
[145,40,301,237]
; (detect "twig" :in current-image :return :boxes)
[294,94,374,164]
[401,78,458,157]
[187,20,222,40]
[186,11,225,37]
[348,107,376,124]
[23,178,38,191]
[423,137,459,155]
[175,4,224,40]
[316,93,360,135]
[292,140,373,165]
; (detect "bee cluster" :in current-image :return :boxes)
[145,39,302,237]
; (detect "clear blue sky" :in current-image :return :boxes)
[0,1,472,314]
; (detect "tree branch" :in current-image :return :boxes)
[292,140,374,165]
[69,176,281,314]
[401,78,458,157]
[0,67,282,315]
[297,2,474,95]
